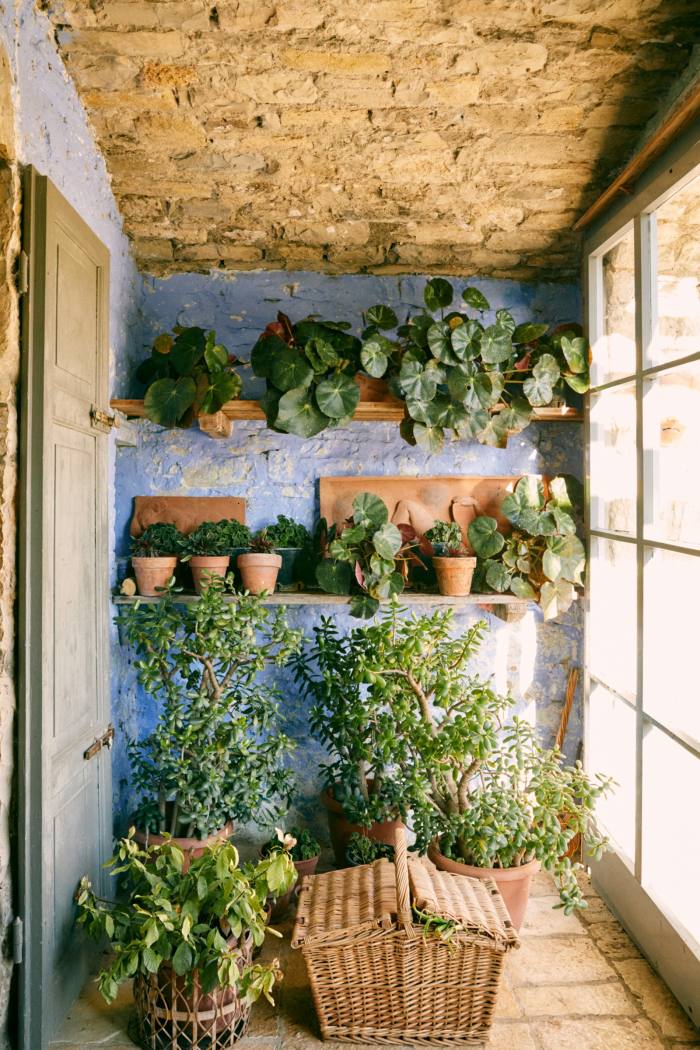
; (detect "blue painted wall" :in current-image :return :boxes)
[112,271,584,842]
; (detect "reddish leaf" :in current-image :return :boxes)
[354,560,365,588]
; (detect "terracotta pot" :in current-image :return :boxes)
[268,854,320,921]
[134,821,234,873]
[320,787,404,867]
[432,555,477,597]
[237,552,282,594]
[131,556,177,597]
[428,840,539,930]
[189,554,230,594]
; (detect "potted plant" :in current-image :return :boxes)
[315,491,425,618]
[130,522,184,597]
[345,832,394,867]
[116,580,302,854]
[261,826,322,918]
[468,474,585,619]
[75,832,296,1047]
[424,520,476,596]
[237,529,282,594]
[263,515,311,588]
[136,325,243,428]
[349,602,612,927]
[294,617,414,865]
[181,520,241,593]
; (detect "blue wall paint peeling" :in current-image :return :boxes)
[112,270,584,843]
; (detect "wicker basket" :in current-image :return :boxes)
[292,828,519,1046]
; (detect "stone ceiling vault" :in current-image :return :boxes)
[45,0,697,279]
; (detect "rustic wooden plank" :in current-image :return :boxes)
[113,591,529,607]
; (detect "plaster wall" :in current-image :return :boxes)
[113,270,585,842]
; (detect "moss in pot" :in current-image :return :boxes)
[237,529,282,595]
[130,522,184,597]
[264,515,311,589]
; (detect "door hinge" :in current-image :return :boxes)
[11,917,23,966]
[83,724,115,762]
[90,405,118,433]
[18,250,29,296]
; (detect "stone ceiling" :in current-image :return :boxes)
[46,0,697,280]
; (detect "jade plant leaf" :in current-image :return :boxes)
[480,325,513,364]
[144,376,197,427]
[275,387,327,437]
[365,304,398,329]
[270,346,314,392]
[424,277,453,312]
[361,335,392,378]
[314,373,360,418]
[468,516,505,559]
[352,492,389,529]
[462,287,490,312]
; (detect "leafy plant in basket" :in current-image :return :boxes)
[469,474,585,619]
[350,603,612,914]
[75,832,296,1046]
[250,311,362,437]
[315,491,426,618]
[116,580,302,839]
[358,278,590,451]
[136,325,243,428]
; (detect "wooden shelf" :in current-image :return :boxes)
[110,398,582,439]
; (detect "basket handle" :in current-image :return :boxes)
[394,826,416,936]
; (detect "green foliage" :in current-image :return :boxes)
[181,520,252,558]
[261,826,321,862]
[469,475,585,619]
[424,520,463,552]
[345,833,394,867]
[137,326,242,428]
[250,312,361,437]
[116,581,302,837]
[263,515,311,549]
[131,523,184,558]
[75,832,296,1004]
[249,528,275,554]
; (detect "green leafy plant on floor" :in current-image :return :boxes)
[180,519,252,559]
[345,833,394,867]
[76,832,296,1004]
[349,603,612,911]
[261,826,321,862]
[264,515,311,549]
[137,326,243,428]
[468,475,585,619]
[315,491,425,618]
[358,280,590,452]
[117,581,303,838]
[251,312,362,437]
[131,523,185,557]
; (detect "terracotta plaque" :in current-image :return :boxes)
[130,496,246,537]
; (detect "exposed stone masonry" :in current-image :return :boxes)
[46,0,696,279]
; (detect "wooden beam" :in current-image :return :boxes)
[574,79,700,231]
[198,411,232,438]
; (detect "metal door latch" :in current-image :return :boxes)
[83,724,115,761]
[90,405,118,432]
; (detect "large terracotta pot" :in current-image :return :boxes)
[131,556,177,597]
[428,840,539,930]
[320,787,404,867]
[134,821,234,872]
[189,555,230,594]
[432,555,476,597]
[237,552,282,594]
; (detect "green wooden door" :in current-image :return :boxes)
[18,168,112,1048]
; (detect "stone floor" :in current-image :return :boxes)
[51,870,699,1050]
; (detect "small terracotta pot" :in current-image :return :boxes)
[268,854,320,921]
[320,787,403,867]
[237,552,282,594]
[134,821,234,873]
[428,839,539,930]
[433,555,477,597]
[189,555,230,594]
[131,556,177,597]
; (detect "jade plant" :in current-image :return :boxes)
[116,580,302,838]
[468,475,585,619]
[350,603,612,911]
[136,325,242,428]
[180,519,251,559]
[316,491,424,618]
[358,279,590,451]
[131,523,184,558]
[264,515,311,549]
[250,312,362,437]
[76,832,296,1005]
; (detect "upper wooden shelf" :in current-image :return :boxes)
[110,399,582,439]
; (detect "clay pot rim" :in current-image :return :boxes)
[134,820,235,852]
[188,554,231,564]
[237,552,283,566]
[431,555,477,566]
[131,554,179,563]
[428,839,540,880]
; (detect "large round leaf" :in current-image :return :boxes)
[485,561,512,592]
[495,309,515,334]
[468,516,505,558]
[136,353,172,385]
[563,372,589,394]
[513,322,549,344]
[498,397,532,433]
[543,534,585,584]
[462,287,490,312]
[373,571,404,600]
[270,345,314,392]
[170,327,206,375]
[540,579,576,620]
[275,387,328,437]
[198,371,242,415]
[349,594,380,619]
[316,559,353,595]
[464,372,504,412]
[413,423,445,452]
[523,353,560,406]
[353,492,389,529]
[144,376,197,427]
[451,319,482,360]
[561,335,588,374]
[502,476,545,533]
[251,332,287,378]
[475,416,509,448]
[361,335,392,378]
[424,277,453,312]
[365,304,398,329]
[372,522,403,560]
[480,325,513,364]
[427,321,457,364]
[399,360,438,401]
[510,576,537,599]
[549,474,583,515]
[315,373,360,418]
[204,343,229,372]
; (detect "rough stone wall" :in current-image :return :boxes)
[46,0,696,280]
[113,269,584,841]
[0,37,18,1049]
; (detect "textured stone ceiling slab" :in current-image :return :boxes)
[46,0,696,279]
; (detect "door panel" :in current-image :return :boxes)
[18,168,111,1049]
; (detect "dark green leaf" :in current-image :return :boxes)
[275,387,328,437]
[251,333,287,378]
[498,397,532,433]
[316,559,353,594]
[353,492,389,528]
[198,371,242,415]
[270,346,314,392]
[349,594,380,619]
[366,304,398,329]
[427,321,457,364]
[561,335,588,374]
[315,373,360,418]
[450,319,482,359]
[462,287,490,311]
[399,360,438,401]
[144,377,197,427]
[424,277,454,312]
[170,327,206,375]
[468,516,505,558]
[563,372,589,393]
[413,423,445,452]
[172,941,193,976]
[480,325,513,364]
[476,415,509,448]
[495,309,515,333]
[513,322,549,344]
[204,344,229,372]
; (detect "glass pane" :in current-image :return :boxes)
[588,537,636,701]
[592,229,636,386]
[588,682,636,860]
[642,726,700,944]
[648,172,700,368]
[589,383,636,535]
[644,548,700,743]
[643,361,700,548]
